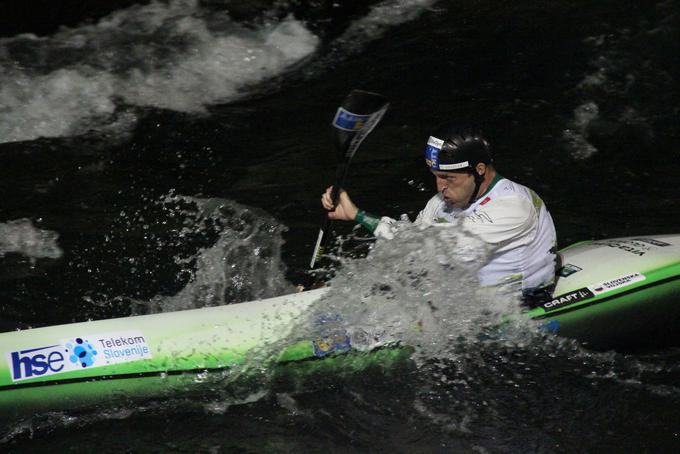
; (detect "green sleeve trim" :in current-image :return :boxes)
[355,210,381,233]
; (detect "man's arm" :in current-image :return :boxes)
[320,186,396,239]
[321,186,358,221]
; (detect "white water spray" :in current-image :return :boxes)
[133,193,294,314]
[293,220,529,361]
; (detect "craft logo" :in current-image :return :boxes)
[332,108,370,131]
[542,288,594,312]
[588,272,645,295]
[7,330,152,382]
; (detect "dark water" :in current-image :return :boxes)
[1,0,679,451]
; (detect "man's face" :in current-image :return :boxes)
[431,170,475,208]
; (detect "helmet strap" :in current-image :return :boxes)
[467,169,485,206]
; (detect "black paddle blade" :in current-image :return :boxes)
[331,90,389,161]
[310,90,389,269]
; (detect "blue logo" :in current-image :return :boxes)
[66,337,98,368]
[312,314,351,357]
[540,320,560,333]
[332,108,370,131]
[312,333,351,357]
[425,144,440,169]
[10,345,65,380]
[424,136,444,170]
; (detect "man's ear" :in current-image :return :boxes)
[475,162,487,176]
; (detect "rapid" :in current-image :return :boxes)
[1,0,679,451]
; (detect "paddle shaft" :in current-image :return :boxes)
[323,161,350,242]
[310,90,389,269]
[310,162,349,268]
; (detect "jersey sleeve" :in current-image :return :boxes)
[358,194,444,240]
[373,217,397,239]
[414,194,444,227]
[460,195,537,253]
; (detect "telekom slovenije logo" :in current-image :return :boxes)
[66,337,98,368]
[7,330,152,382]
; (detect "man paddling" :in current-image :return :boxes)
[321,123,557,301]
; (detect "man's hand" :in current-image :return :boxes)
[321,186,359,221]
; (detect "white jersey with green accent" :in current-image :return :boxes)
[375,175,557,290]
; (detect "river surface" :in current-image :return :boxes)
[1,0,679,452]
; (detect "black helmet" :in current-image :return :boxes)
[424,124,492,172]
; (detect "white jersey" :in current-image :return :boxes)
[375,175,557,290]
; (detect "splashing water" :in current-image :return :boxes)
[3,219,679,446]
[289,223,680,438]
[231,219,531,372]
[134,193,294,314]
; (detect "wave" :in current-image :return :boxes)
[0,0,319,143]
[561,0,676,160]
[0,0,440,145]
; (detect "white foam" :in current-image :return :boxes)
[342,0,437,40]
[0,68,117,142]
[562,101,600,160]
[0,0,319,143]
[119,13,317,112]
[0,218,62,260]
[322,0,437,60]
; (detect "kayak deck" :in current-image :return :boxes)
[527,235,680,349]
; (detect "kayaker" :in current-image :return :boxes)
[320,123,557,301]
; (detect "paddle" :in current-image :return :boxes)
[309,90,390,269]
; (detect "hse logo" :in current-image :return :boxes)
[9,344,66,381]
[7,330,152,382]
[10,338,99,381]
